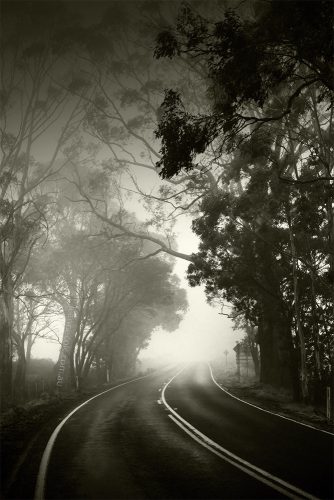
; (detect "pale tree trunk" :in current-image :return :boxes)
[287,208,309,401]
[326,193,334,322]
[56,299,77,391]
[308,266,321,379]
[246,324,260,379]
[310,92,334,352]
[26,328,33,367]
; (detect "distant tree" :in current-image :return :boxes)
[98,263,187,381]
[27,202,187,390]
[232,313,260,379]
[26,358,55,398]
[12,292,58,401]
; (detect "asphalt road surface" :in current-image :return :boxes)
[40,364,333,500]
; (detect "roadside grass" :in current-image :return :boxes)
[210,362,333,434]
[0,391,92,499]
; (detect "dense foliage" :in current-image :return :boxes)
[155,0,334,401]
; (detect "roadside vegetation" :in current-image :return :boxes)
[0,0,333,415]
[155,0,334,406]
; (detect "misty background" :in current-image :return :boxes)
[0,0,246,405]
[1,0,332,409]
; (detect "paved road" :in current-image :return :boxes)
[42,364,333,499]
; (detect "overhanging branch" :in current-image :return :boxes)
[71,178,194,263]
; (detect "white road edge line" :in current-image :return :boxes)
[162,367,318,500]
[208,364,334,436]
[34,372,153,500]
[168,414,304,500]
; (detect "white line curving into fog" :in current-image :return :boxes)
[208,364,334,436]
[162,366,318,500]
[34,373,154,500]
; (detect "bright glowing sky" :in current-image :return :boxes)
[138,215,243,367]
[32,207,243,367]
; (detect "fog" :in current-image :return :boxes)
[2,2,333,498]
[2,0,245,379]
[5,0,330,404]
[31,190,243,369]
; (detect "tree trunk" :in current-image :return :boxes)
[255,225,297,394]
[26,327,33,368]
[0,280,14,408]
[245,324,260,379]
[258,302,295,393]
[287,215,309,402]
[326,192,334,325]
[79,357,93,390]
[250,342,260,379]
[56,301,76,391]
[95,356,107,386]
[253,353,260,379]
[13,345,27,403]
[309,266,322,381]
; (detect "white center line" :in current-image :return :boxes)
[162,366,319,500]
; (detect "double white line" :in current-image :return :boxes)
[161,367,318,500]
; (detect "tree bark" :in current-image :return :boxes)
[258,302,296,393]
[245,323,260,379]
[326,191,334,323]
[0,278,14,408]
[26,328,33,368]
[55,300,77,391]
[309,266,321,379]
[287,212,309,401]
[13,345,26,402]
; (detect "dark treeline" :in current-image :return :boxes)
[155,0,334,403]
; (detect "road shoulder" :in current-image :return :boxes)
[210,365,334,435]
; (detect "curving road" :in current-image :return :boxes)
[38,363,333,500]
